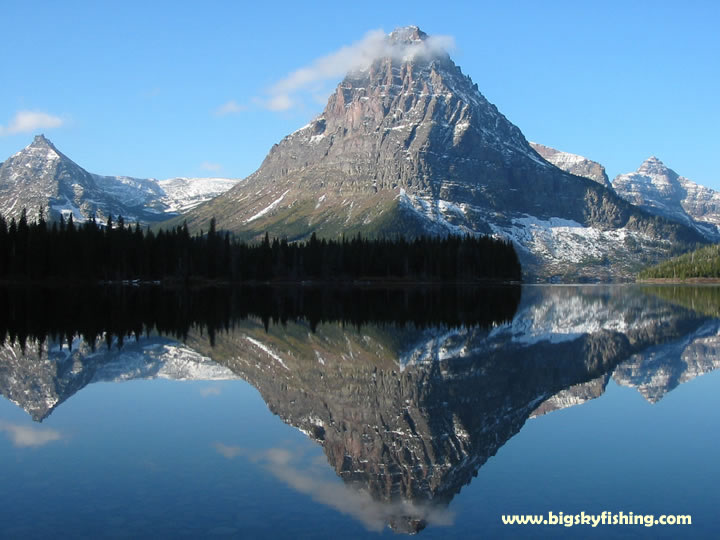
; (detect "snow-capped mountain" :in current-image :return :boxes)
[178,26,702,281]
[0,135,239,223]
[0,335,239,422]
[612,318,720,403]
[529,142,611,188]
[613,156,720,240]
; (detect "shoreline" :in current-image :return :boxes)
[0,277,522,288]
[636,278,720,284]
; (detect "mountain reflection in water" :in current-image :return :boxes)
[1,284,719,535]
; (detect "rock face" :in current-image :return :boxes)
[613,157,720,240]
[0,135,238,223]
[529,142,611,188]
[179,26,702,281]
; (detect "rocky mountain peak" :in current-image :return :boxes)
[21,133,61,157]
[31,133,53,147]
[388,25,427,44]
[0,136,239,223]
[613,157,720,240]
[529,142,611,188]
[24,134,61,156]
[179,28,704,281]
[638,156,672,176]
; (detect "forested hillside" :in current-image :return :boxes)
[638,244,720,280]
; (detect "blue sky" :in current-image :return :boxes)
[1,0,718,189]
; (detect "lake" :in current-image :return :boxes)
[0,284,718,538]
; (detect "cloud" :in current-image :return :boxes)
[0,110,64,136]
[199,385,222,397]
[0,421,62,448]
[214,443,455,532]
[213,442,246,459]
[215,100,247,116]
[200,162,223,173]
[260,28,455,112]
[265,94,294,112]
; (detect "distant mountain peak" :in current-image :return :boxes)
[0,136,240,223]
[30,133,56,149]
[613,157,720,240]
[388,25,427,43]
[638,156,671,175]
[529,142,611,188]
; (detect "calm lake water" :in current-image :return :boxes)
[1,284,719,538]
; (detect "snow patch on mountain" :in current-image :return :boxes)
[158,177,241,213]
[490,216,648,264]
[491,291,634,346]
[245,189,290,224]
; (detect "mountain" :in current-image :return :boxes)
[613,318,720,403]
[177,26,703,281]
[0,135,238,223]
[529,142,611,188]
[0,335,239,422]
[613,157,720,240]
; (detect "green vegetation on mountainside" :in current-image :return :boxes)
[638,244,720,280]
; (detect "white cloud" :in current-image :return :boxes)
[260,27,455,112]
[215,443,455,532]
[213,442,245,459]
[199,385,222,397]
[0,421,62,448]
[266,94,294,112]
[200,161,223,173]
[215,100,247,116]
[0,110,64,136]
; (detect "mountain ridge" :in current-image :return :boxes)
[613,156,720,239]
[0,134,239,223]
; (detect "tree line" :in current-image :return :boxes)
[638,243,720,280]
[0,209,522,283]
[1,284,522,353]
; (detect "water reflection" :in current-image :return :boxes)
[1,284,719,534]
[0,284,520,351]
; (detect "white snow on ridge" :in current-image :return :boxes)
[158,177,241,213]
[244,336,290,370]
[245,189,290,223]
[397,328,470,371]
[396,189,475,236]
[490,215,645,264]
[492,292,634,346]
[93,174,165,208]
[85,173,240,216]
[90,341,238,382]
